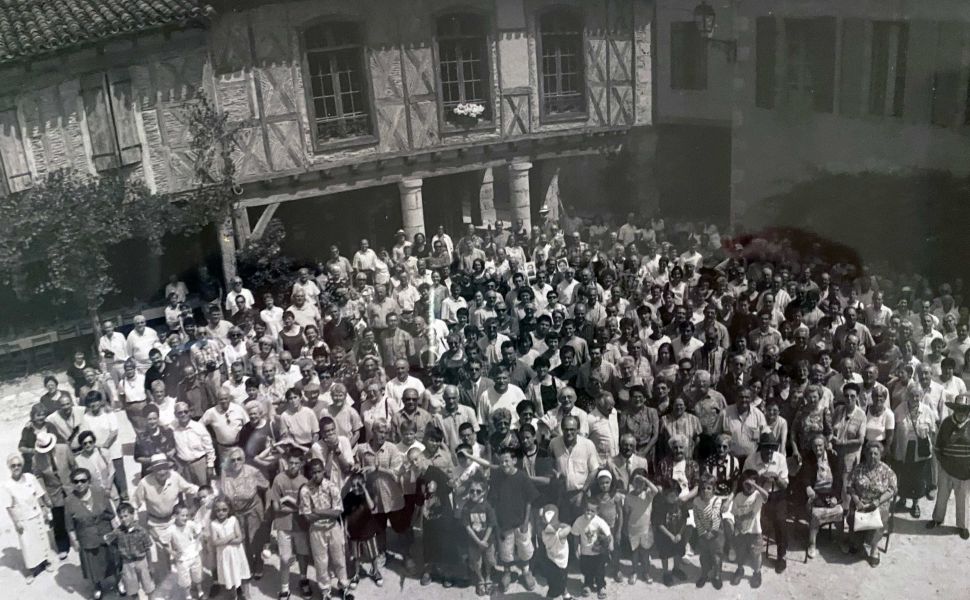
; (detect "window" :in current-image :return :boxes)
[783,18,836,113]
[80,71,142,172]
[437,13,491,126]
[538,9,586,119]
[303,22,372,146]
[670,22,707,91]
[869,22,908,117]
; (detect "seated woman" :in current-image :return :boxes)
[793,433,843,559]
[845,440,898,567]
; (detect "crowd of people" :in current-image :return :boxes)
[3,213,970,600]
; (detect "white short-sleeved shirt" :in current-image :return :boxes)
[865,409,895,442]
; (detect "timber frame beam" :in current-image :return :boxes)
[234,127,635,209]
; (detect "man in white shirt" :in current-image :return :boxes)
[287,290,320,329]
[477,367,527,427]
[260,292,285,338]
[385,359,426,406]
[200,389,250,458]
[292,268,321,306]
[99,319,129,381]
[126,315,160,373]
[224,277,255,316]
[171,402,216,486]
[540,386,589,437]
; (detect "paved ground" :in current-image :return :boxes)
[0,375,968,598]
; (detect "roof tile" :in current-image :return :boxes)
[0,0,212,65]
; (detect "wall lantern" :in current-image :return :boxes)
[693,2,737,62]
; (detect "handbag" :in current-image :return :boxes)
[853,507,883,532]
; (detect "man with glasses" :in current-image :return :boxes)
[224,276,255,316]
[200,388,249,466]
[171,402,216,486]
[550,413,600,523]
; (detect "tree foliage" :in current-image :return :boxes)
[0,93,239,327]
[236,218,294,299]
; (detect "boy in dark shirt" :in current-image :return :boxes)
[489,446,539,593]
[104,502,156,599]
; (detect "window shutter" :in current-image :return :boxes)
[0,106,32,193]
[108,69,142,166]
[839,18,867,117]
[81,73,120,171]
[755,17,777,109]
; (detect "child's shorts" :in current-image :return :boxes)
[176,556,204,589]
[497,522,534,564]
[122,557,156,595]
[734,532,764,562]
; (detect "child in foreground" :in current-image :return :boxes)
[169,503,206,600]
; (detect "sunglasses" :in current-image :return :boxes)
[175,410,189,415]
[82,440,96,446]
[73,478,89,484]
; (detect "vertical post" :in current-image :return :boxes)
[233,205,252,245]
[218,214,238,287]
[479,167,496,227]
[399,178,426,238]
[508,160,533,232]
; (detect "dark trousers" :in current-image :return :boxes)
[51,505,71,554]
[545,563,567,598]
[580,553,607,591]
[762,495,788,559]
[112,457,128,500]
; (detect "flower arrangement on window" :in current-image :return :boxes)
[451,102,486,126]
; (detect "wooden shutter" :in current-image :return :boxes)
[108,69,142,166]
[839,18,868,117]
[0,106,32,193]
[755,17,777,109]
[809,17,837,114]
[931,22,967,128]
[81,73,119,171]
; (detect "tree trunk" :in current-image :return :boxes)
[89,305,102,362]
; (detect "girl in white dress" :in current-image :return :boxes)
[209,496,251,598]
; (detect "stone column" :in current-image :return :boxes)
[479,168,496,227]
[508,160,533,231]
[399,178,425,238]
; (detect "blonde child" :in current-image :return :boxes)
[209,496,252,599]
[623,468,659,584]
[169,503,205,600]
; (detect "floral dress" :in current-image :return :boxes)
[794,402,831,453]
[849,461,897,529]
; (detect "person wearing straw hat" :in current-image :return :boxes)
[131,453,199,576]
[927,393,970,539]
[31,430,75,559]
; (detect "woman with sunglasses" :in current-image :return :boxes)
[1,452,55,584]
[74,431,116,501]
[64,467,116,599]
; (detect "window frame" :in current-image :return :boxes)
[299,19,378,153]
[434,11,496,134]
[536,6,588,124]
